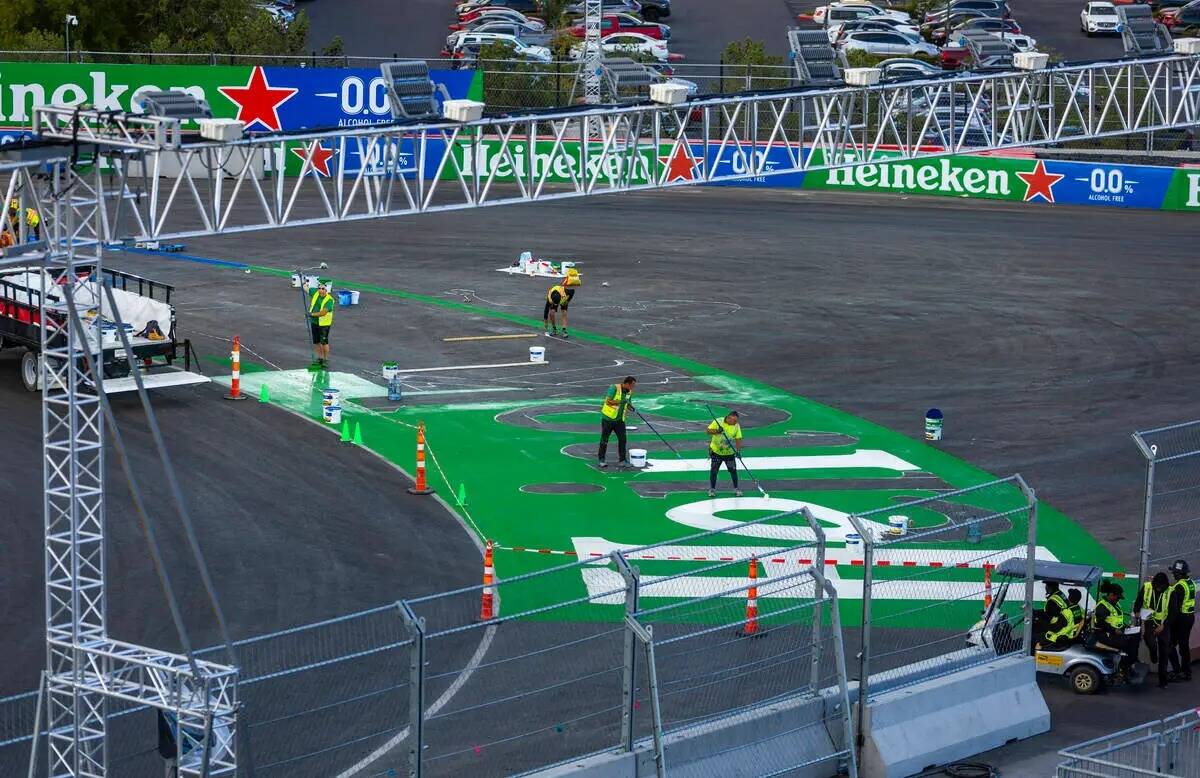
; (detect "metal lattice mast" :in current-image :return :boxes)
[583,0,603,103]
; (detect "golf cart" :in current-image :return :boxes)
[969,559,1147,694]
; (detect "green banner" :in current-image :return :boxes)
[1161,168,1200,212]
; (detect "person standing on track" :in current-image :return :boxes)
[706,410,743,498]
[1135,572,1173,689]
[1167,559,1194,681]
[544,267,580,338]
[307,279,335,370]
[598,375,635,468]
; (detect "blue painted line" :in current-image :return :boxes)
[110,245,249,269]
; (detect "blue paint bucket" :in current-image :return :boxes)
[337,289,353,306]
[925,408,944,441]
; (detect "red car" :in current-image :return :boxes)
[568,13,670,39]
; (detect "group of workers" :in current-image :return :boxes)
[1041,559,1195,687]
[596,375,747,497]
[0,199,41,249]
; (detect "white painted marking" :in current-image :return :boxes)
[396,361,550,374]
[664,497,867,542]
[644,450,918,473]
[402,387,528,396]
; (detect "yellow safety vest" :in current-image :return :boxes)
[1141,581,1168,623]
[1046,591,1067,615]
[1094,599,1128,631]
[8,200,38,227]
[601,384,627,421]
[708,420,741,457]
[1174,578,1196,615]
[309,291,334,326]
[1046,604,1083,642]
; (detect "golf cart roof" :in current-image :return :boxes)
[995,559,1103,586]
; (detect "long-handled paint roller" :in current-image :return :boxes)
[632,406,685,461]
[295,262,328,367]
[704,403,769,499]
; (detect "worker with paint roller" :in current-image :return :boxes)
[598,375,636,468]
[306,279,335,370]
[543,267,581,338]
[707,410,744,498]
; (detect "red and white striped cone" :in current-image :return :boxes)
[738,557,760,637]
[224,335,247,401]
[479,540,497,621]
[984,563,994,610]
[406,421,435,495]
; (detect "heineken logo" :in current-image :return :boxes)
[824,157,1014,197]
[0,69,207,123]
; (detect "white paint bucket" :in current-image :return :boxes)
[888,515,910,536]
[323,405,342,425]
[290,272,302,288]
[844,533,863,559]
[349,290,360,305]
[381,362,399,380]
[529,346,546,363]
[925,408,944,441]
[322,388,340,407]
[629,449,647,468]
[304,274,320,288]
[561,260,575,274]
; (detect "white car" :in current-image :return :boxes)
[458,10,545,31]
[839,30,940,56]
[571,32,670,62]
[1080,1,1120,35]
[878,57,944,78]
[828,18,922,41]
[812,2,913,26]
[450,32,552,62]
[1005,33,1038,51]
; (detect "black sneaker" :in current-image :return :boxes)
[561,330,569,339]
[598,460,607,468]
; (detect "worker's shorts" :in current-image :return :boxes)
[311,323,331,345]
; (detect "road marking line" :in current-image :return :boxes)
[443,334,539,342]
[395,361,550,374]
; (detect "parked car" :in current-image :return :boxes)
[939,32,1035,67]
[924,0,1009,25]
[447,21,552,50]
[455,0,541,20]
[934,15,1020,43]
[570,31,671,61]
[568,13,670,39]
[444,33,552,62]
[1080,1,1121,34]
[811,1,913,25]
[878,57,945,78]
[829,17,922,42]
[839,29,940,56]
[450,8,545,31]
[1160,0,1200,31]
[924,10,986,38]
[564,0,671,20]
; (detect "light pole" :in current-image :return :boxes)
[64,14,78,63]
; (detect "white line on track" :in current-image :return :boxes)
[397,361,551,374]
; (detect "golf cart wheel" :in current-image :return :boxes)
[1069,665,1102,695]
[20,349,39,392]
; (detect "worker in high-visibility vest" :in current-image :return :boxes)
[1167,559,1194,682]
[1135,572,1172,688]
[7,198,41,241]
[706,410,743,498]
[1091,582,1138,673]
[1035,581,1068,641]
[307,279,335,370]
[543,267,580,338]
[1043,588,1085,649]
[597,375,636,468]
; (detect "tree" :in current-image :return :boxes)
[719,38,787,93]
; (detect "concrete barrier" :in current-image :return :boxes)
[858,654,1049,778]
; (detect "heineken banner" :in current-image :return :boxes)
[0,61,480,140]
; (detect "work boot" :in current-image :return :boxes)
[598,460,607,469]
[707,488,716,497]
[735,489,743,497]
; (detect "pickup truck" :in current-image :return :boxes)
[568,13,670,39]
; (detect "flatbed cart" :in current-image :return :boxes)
[0,264,208,393]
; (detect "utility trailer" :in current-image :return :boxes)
[0,264,209,393]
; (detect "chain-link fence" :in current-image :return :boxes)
[853,476,1038,705]
[1133,420,1200,583]
[1057,708,1200,778]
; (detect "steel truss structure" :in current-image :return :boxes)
[63,52,1200,243]
[1,48,1197,777]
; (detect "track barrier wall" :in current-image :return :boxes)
[1057,707,1200,778]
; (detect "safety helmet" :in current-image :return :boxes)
[1171,559,1190,576]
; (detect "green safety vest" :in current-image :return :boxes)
[1174,578,1196,616]
[309,291,334,326]
[1141,581,1169,623]
[601,384,628,421]
[708,420,741,456]
[1094,599,1128,631]
[1046,604,1083,643]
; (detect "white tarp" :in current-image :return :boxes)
[0,268,172,337]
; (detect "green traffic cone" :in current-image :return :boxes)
[258,383,270,403]
[456,483,467,507]
[340,419,351,443]
[352,422,364,446]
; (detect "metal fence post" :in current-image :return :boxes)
[26,671,46,778]
[1016,475,1037,654]
[1132,433,1157,584]
[804,508,828,694]
[813,566,858,778]
[625,616,665,778]
[847,512,873,756]
[397,601,426,778]
[613,552,640,752]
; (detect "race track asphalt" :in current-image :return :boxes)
[2,185,1197,773]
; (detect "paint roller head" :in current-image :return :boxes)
[319,262,328,269]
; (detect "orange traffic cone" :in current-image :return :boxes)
[738,557,759,636]
[406,421,435,495]
[983,563,994,610]
[479,540,497,621]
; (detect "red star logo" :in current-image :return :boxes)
[659,144,699,183]
[217,67,298,132]
[1016,160,1065,203]
[290,142,336,176]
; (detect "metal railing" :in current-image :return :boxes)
[1132,419,1200,583]
[1057,708,1200,777]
